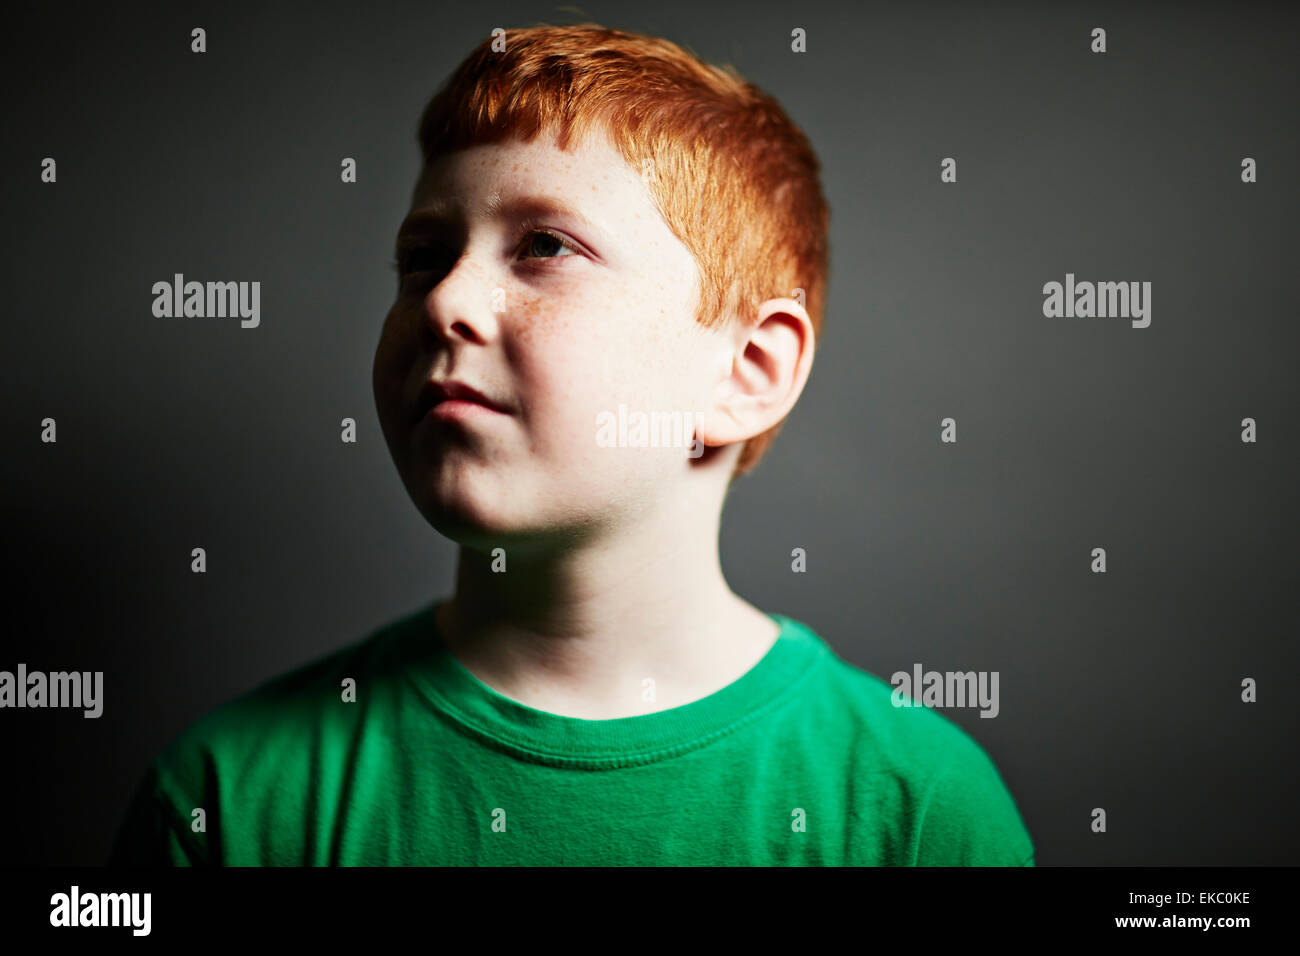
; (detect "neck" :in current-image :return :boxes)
[436,475,777,718]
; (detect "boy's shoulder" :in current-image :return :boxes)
[781,617,1035,865]
[784,615,997,762]
[804,630,989,764]
[146,602,433,795]
[109,603,435,865]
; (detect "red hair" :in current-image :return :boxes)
[416,23,830,476]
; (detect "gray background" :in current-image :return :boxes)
[3,0,1296,866]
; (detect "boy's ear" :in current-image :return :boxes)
[695,296,815,449]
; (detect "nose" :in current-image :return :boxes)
[421,252,501,346]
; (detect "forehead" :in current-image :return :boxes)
[414,127,630,198]
[405,129,657,243]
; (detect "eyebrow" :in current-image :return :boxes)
[395,193,609,248]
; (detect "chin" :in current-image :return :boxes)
[412,472,522,544]
[412,465,506,536]
[417,481,604,558]
[421,497,508,544]
[423,509,589,558]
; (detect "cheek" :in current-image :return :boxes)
[509,278,688,390]
[503,274,706,467]
[506,284,635,405]
[373,307,412,408]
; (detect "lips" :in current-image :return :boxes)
[413,379,509,422]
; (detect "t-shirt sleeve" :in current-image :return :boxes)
[911,737,1035,867]
[107,763,207,867]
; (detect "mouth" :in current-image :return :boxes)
[412,379,510,423]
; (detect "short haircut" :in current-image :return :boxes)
[416,22,831,476]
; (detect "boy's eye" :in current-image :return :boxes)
[394,247,447,276]
[391,237,458,280]
[391,228,580,283]
[518,229,578,261]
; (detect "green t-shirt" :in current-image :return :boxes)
[108,601,1035,866]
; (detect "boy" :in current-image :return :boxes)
[109,23,1034,866]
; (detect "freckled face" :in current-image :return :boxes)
[372,129,716,547]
